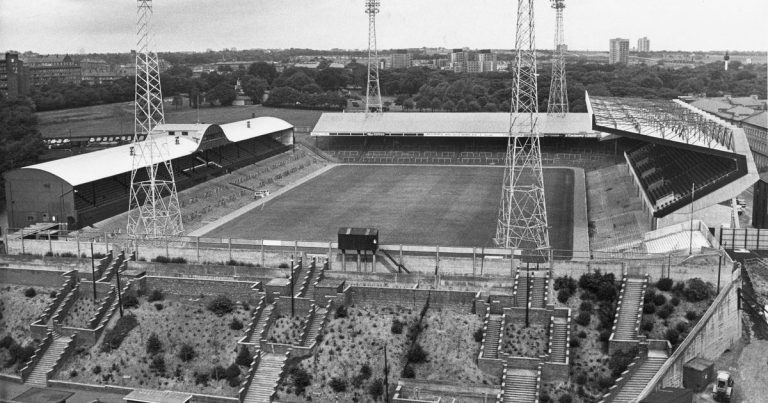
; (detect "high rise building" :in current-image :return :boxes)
[609,38,629,64]
[22,54,81,85]
[451,49,496,73]
[390,50,412,69]
[637,37,650,53]
[0,52,29,99]
[477,49,497,72]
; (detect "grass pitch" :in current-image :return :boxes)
[206,165,574,253]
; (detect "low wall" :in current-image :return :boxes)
[637,268,742,399]
[0,266,74,287]
[346,286,477,310]
[504,306,553,326]
[128,260,288,282]
[46,380,241,403]
[142,276,261,304]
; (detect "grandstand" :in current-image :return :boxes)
[588,93,759,230]
[3,117,294,230]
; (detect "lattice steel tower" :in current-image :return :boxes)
[364,0,383,113]
[495,0,550,253]
[547,0,568,115]
[127,0,183,238]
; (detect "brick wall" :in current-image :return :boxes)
[142,276,261,304]
[0,267,70,287]
[346,286,477,310]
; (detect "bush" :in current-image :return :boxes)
[178,344,196,362]
[152,256,170,263]
[229,318,244,330]
[70,370,78,378]
[92,365,102,374]
[368,378,384,400]
[236,346,252,367]
[599,330,611,343]
[207,295,234,316]
[656,278,674,291]
[670,296,681,306]
[609,347,639,378]
[401,366,415,378]
[49,291,57,298]
[577,330,587,338]
[675,321,689,334]
[579,301,594,312]
[574,311,591,327]
[335,305,348,318]
[559,395,573,403]
[210,365,227,381]
[643,302,657,314]
[653,293,667,306]
[147,289,164,302]
[24,287,36,298]
[672,281,686,295]
[598,376,615,390]
[278,263,290,269]
[683,278,711,302]
[557,289,572,303]
[685,310,698,321]
[0,335,15,349]
[101,314,138,352]
[225,363,240,386]
[8,343,34,366]
[665,328,680,344]
[169,257,187,264]
[570,337,581,348]
[644,289,656,304]
[641,321,654,332]
[194,371,210,386]
[657,304,675,319]
[579,270,618,302]
[149,355,166,375]
[575,372,587,385]
[554,276,577,293]
[329,377,347,392]
[122,290,139,309]
[146,333,162,355]
[359,363,372,380]
[473,327,484,342]
[407,343,428,363]
[540,391,551,403]
[290,367,312,395]
[391,319,403,334]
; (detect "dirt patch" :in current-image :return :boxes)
[501,322,547,358]
[267,315,305,345]
[61,296,98,329]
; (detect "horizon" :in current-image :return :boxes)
[1,1,766,55]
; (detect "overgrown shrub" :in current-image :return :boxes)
[643,302,657,314]
[653,294,667,306]
[152,256,170,263]
[147,289,164,302]
[149,355,166,375]
[92,365,102,374]
[359,363,372,380]
[675,321,689,334]
[290,367,312,395]
[194,371,210,386]
[657,304,675,319]
[579,301,594,312]
[7,343,34,367]
[574,311,591,327]
[146,333,162,355]
[575,372,587,385]
[169,257,187,264]
[644,289,656,304]
[473,327,484,342]
[122,290,139,309]
[278,263,290,269]
[683,278,711,302]
[608,346,639,378]
[577,330,587,338]
[570,337,581,348]
[102,314,138,352]
[407,343,428,363]
[225,363,240,386]
[641,321,654,332]
[657,278,673,291]
[401,366,415,378]
[236,346,252,367]
[368,378,384,400]
[598,376,614,390]
[597,301,616,330]
[0,335,14,349]
[670,296,681,306]
[154,303,163,311]
[598,330,611,344]
[24,288,36,298]
[672,281,686,295]
[178,344,196,362]
[665,328,680,344]
[335,305,348,319]
[329,377,347,392]
[554,276,577,294]
[229,318,244,330]
[685,311,698,321]
[49,291,57,298]
[579,271,618,303]
[207,295,234,316]
[557,289,572,303]
[210,365,227,381]
[391,319,403,334]
[559,395,573,403]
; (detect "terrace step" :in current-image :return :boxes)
[550,318,568,363]
[530,276,548,309]
[610,351,668,403]
[243,352,287,403]
[482,315,503,359]
[247,304,274,344]
[301,263,323,299]
[613,278,645,341]
[302,306,327,346]
[502,369,538,402]
[25,335,71,386]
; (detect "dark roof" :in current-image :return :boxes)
[743,111,768,129]
[12,387,74,403]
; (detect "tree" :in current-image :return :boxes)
[247,62,277,84]
[402,98,415,111]
[368,378,385,401]
[241,76,268,104]
[208,82,236,106]
[0,96,43,194]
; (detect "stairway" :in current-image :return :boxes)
[247,304,274,343]
[514,278,529,307]
[550,317,568,363]
[482,315,502,359]
[302,306,327,346]
[243,352,287,403]
[25,335,71,386]
[610,350,668,403]
[301,264,323,299]
[530,276,547,308]
[613,278,645,340]
[501,369,538,402]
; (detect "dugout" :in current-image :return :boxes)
[4,117,294,230]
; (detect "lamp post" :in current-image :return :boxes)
[689,181,695,255]
[525,262,530,328]
[289,256,295,317]
[90,242,97,301]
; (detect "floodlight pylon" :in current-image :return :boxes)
[547,0,568,115]
[364,0,383,114]
[127,0,183,238]
[495,0,550,256]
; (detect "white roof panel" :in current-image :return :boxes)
[220,117,293,143]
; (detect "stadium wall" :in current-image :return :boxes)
[4,169,75,229]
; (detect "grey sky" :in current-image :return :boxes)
[1,0,766,54]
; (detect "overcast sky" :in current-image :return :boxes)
[1,0,766,54]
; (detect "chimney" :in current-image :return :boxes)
[252,112,256,118]
[247,121,251,128]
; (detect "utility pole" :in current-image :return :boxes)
[383,344,390,402]
[525,262,530,328]
[290,256,295,317]
[90,242,97,300]
[547,0,568,115]
[116,258,123,318]
[364,0,383,113]
[495,0,550,260]
[689,181,695,255]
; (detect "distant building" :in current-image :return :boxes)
[556,44,568,52]
[609,38,629,64]
[0,52,29,99]
[22,54,81,85]
[450,49,497,73]
[390,50,412,69]
[79,58,120,84]
[637,37,650,53]
[477,49,497,72]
